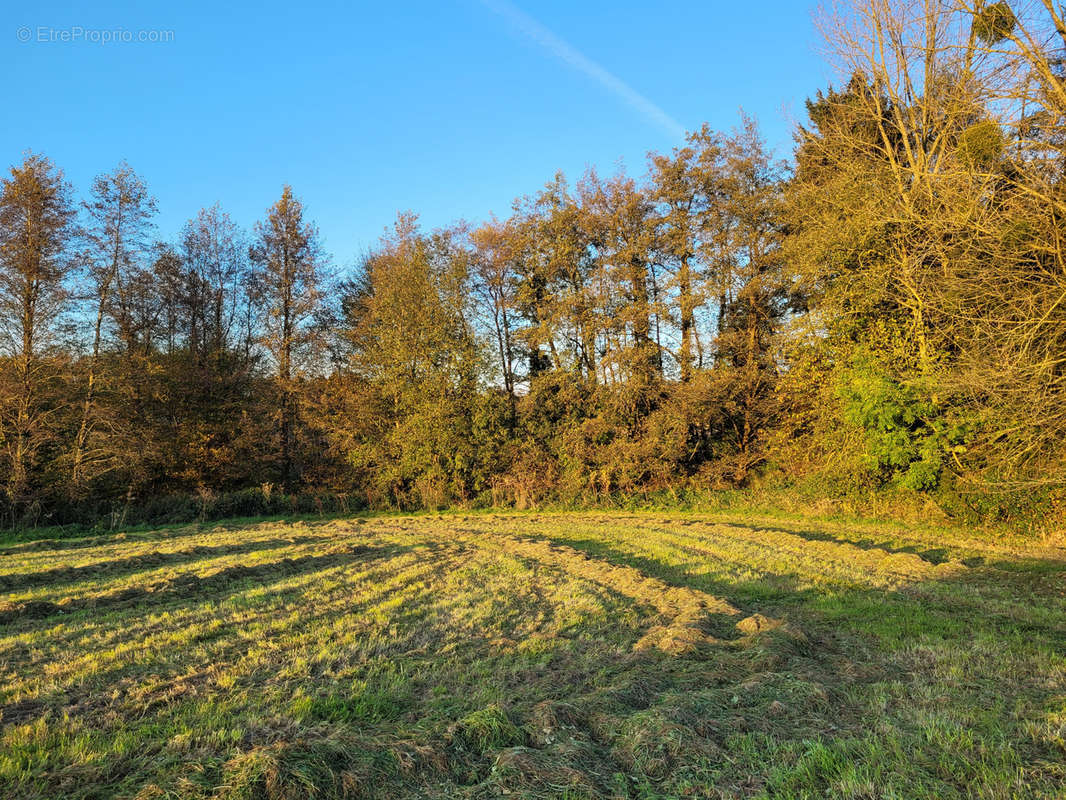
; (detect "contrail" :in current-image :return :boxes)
[478,0,686,140]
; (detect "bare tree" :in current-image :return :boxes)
[71,162,156,491]
[180,205,252,364]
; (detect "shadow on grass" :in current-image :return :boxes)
[4,519,1065,800]
[542,528,1066,643]
[223,538,1065,798]
[0,509,376,554]
[0,535,332,593]
[637,515,963,565]
[0,543,471,738]
[752,524,954,564]
[0,543,409,628]
[476,531,1066,797]
[534,533,817,609]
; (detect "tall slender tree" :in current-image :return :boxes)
[713,119,791,472]
[650,125,723,380]
[249,186,327,489]
[584,171,660,388]
[71,162,156,492]
[0,154,77,517]
[180,205,251,364]
[470,217,520,424]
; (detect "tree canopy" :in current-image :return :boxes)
[3,1,1066,530]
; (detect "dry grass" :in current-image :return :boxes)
[0,511,1063,798]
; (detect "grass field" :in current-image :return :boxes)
[0,511,1063,799]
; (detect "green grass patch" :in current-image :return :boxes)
[0,511,1062,798]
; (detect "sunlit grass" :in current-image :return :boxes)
[1,511,1063,798]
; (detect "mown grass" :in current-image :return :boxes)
[0,511,1063,799]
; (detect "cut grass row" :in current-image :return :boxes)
[0,511,1063,799]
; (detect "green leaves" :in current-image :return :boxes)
[973,1,1017,45]
[956,120,1004,171]
[839,359,967,492]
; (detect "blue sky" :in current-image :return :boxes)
[4,1,831,268]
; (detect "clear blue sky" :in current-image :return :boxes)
[4,0,831,269]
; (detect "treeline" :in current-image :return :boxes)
[3,0,1066,529]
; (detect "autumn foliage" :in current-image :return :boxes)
[4,1,1066,529]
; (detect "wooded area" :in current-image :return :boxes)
[3,0,1065,529]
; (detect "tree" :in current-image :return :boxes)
[321,215,492,507]
[0,154,77,518]
[515,174,599,380]
[781,0,1066,508]
[711,119,792,474]
[583,171,661,390]
[649,124,724,380]
[181,205,252,364]
[470,217,521,424]
[249,186,327,489]
[71,162,156,493]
